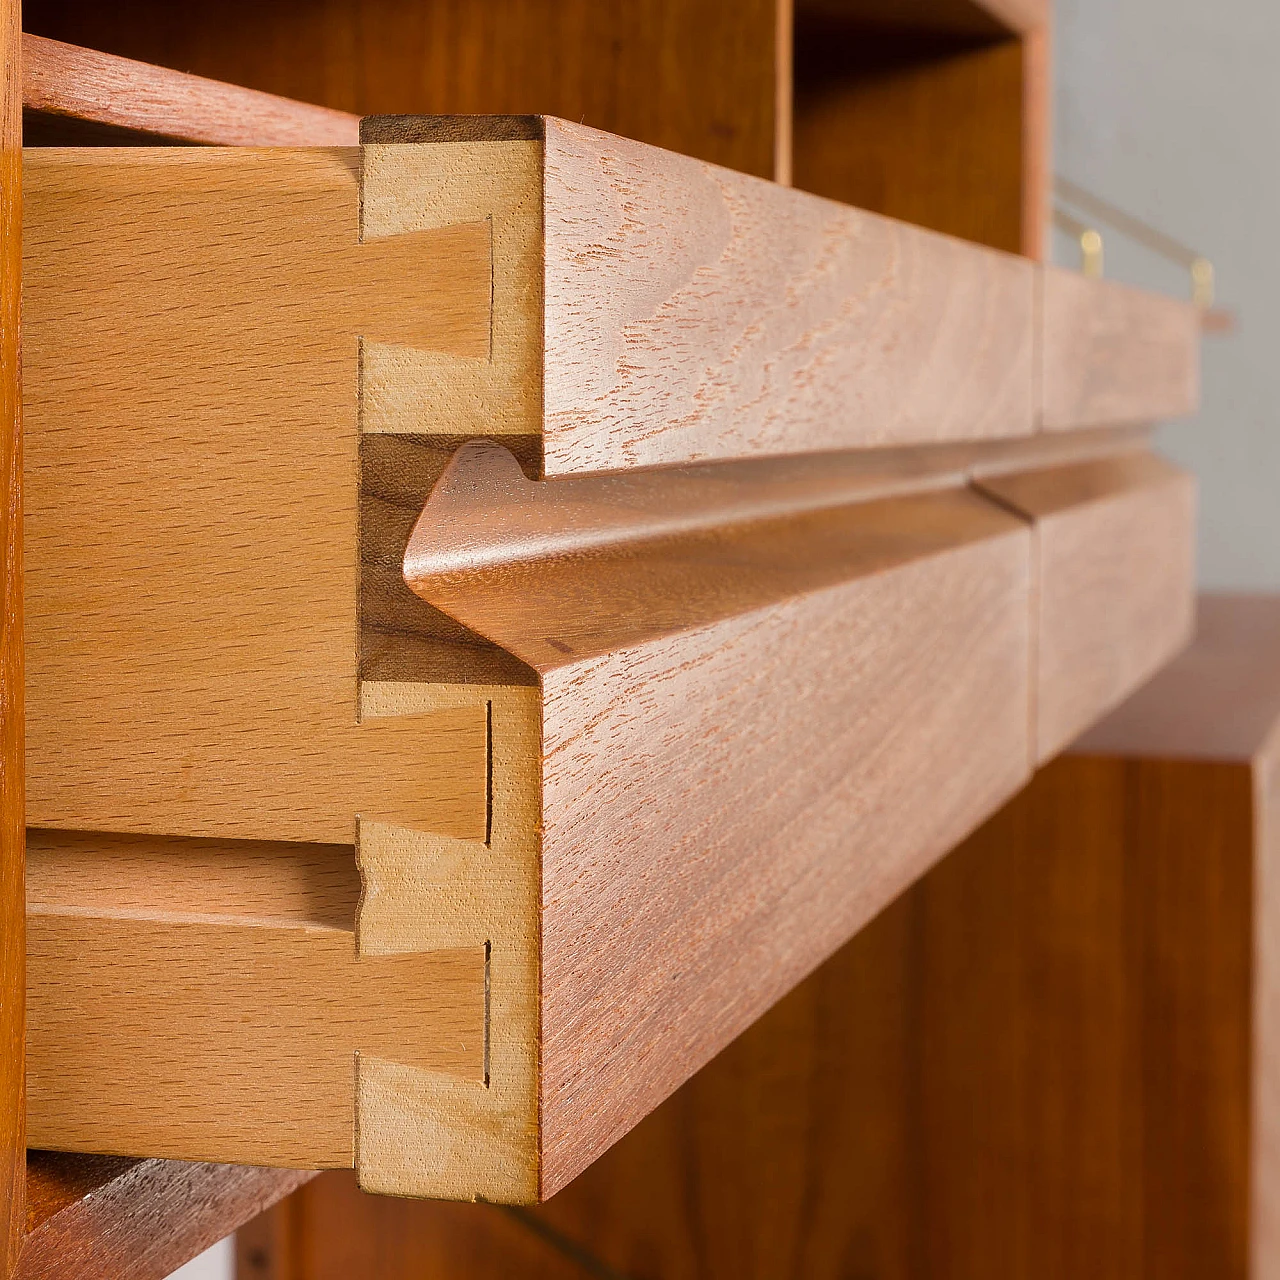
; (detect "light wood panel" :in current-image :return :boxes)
[25,831,487,1168]
[0,0,22,1271]
[23,147,491,843]
[978,451,1196,759]
[20,1153,313,1280]
[1041,266,1202,430]
[22,34,359,145]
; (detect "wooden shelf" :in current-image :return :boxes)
[22,33,357,146]
[13,1152,312,1280]
[18,115,1199,1204]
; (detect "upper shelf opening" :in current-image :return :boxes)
[795,0,1044,39]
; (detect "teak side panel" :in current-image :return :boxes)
[23,0,783,179]
[793,35,1031,257]
[22,34,360,146]
[236,1172,589,1280]
[1257,739,1280,1275]
[536,519,1033,1194]
[535,753,1251,1280]
[19,1154,314,1280]
[0,0,21,1270]
[540,117,1036,472]
[1040,267,1201,431]
[979,453,1196,759]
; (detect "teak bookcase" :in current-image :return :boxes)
[0,1,1207,1276]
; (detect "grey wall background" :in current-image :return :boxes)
[1055,0,1278,588]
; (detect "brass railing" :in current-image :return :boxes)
[1054,175,1215,309]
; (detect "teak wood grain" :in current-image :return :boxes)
[397,435,1196,1195]
[532,117,1034,466]
[0,0,21,1268]
[18,1153,313,1280]
[17,119,1200,1201]
[22,34,359,146]
[794,31,1033,256]
[1041,265,1202,430]
[977,451,1196,759]
[23,0,785,180]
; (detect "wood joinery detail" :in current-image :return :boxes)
[18,117,1201,1202]
[361,115,1037,468]
[354,686,541,1204]
[360,134,542,439]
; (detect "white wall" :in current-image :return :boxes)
[165,1235,233,1280]
[1055,0,1280,589]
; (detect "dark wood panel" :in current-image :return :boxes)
[22,0,783,179]
[793,25,1035,254]
[236,1173,590,1280]
[796,0,1045,37]
[0,0,22,1272]
[17,1154,314,1280]
[23,34,358,145]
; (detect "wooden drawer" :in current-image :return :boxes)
[21,116,1199,1202]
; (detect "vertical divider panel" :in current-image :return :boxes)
[0,0,22,1272]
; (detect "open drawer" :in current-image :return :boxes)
[22,116,1197,1202]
